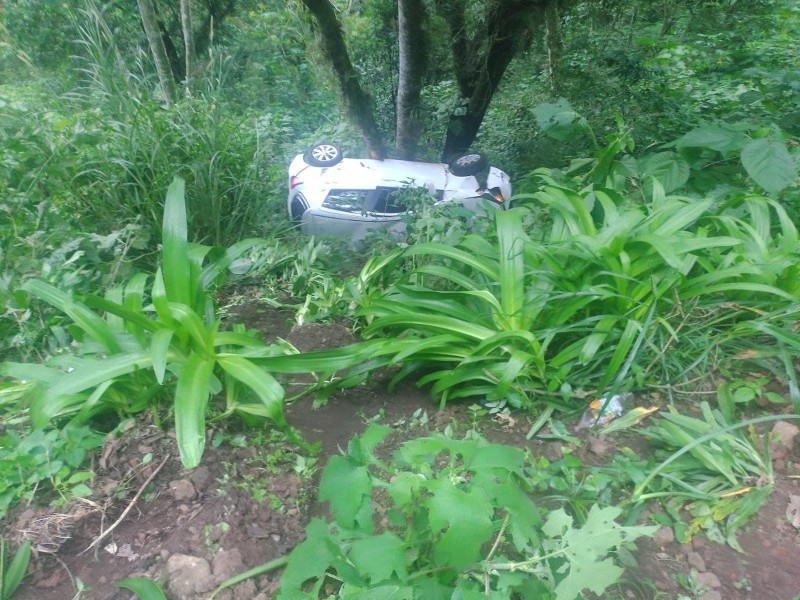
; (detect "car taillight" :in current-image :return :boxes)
[290,176,302,189]
[481,187,505,204]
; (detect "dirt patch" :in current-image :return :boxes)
[6,306,800,600]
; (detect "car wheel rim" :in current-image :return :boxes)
[455,153,481,166]
[312,145,339,162]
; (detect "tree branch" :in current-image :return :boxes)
[301,0,387,158]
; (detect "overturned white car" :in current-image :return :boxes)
[287,143,512,239]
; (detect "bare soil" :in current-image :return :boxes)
[6,302,800,600]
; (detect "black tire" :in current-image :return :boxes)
[448,152,488,176]
[305,142,343,167]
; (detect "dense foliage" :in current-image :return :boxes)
[1,0,799,597]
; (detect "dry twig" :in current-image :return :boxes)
[80,455,170,555]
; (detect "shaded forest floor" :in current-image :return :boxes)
[6,302,800,600]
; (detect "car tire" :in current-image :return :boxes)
[448,152,488,176]
[305,142,343,167]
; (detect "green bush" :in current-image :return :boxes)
[1,178,301,468]
[278,426,655,599]
[357,174,799,407]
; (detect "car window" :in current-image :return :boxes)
[322,189,368,213]
[365,188,406,214]
[322,187,445,215]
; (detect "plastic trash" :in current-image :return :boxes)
[576,393,631,430]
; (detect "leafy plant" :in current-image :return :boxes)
[0,425,103,520]
[117,577,166,600]
[0,539,31,600]
[277,425,655,599]
[357,208,551,408]
[358,173,799,408]
[630,393,795,550]
[1,178,304,468]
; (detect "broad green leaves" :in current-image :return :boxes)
[174,355,214,470]
[678,126,747,153]
[534,99,590,142]
[542,506,654,600]
[740,136,797,195]
[319,455,373,531]
[427,480,493,569]
[678,125,798,195]
[639,152,690,193]
[278,428,650,599]
[1,177,324,469]
[360,166,800,407]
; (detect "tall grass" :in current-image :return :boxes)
[67,7,284,249]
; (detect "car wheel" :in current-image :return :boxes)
[305,142,343,167]
[448,152,488,176]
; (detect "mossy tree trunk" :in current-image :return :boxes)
[300,0,387,159]
[137,0,178,106]
[396,0,428,160]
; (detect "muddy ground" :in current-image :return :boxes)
[5,302,800,600]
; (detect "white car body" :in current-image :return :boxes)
[287,151,512,240]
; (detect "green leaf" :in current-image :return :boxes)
[387,471,423,507]
[216,356,286,425]
[348,532,407,583]
[117,577,167,600]
[338,585,414,600]
[496,209,529,331]
[534,99,589,142]
[174,354,215,469]
[151,268,173,326]
[71,483,93,498]
[21,280,122,354]
[427,479,494,570]
[319,455,373,531]
[161,177,191,305]
[469,444,526,473]
[47,351,153,398]
[0,362,60,384]
[278,519,335,596]
[151,329,173,385]
[640,152,690,193]
[677,126,747,153]
[544,505,655,600]
[82,295,158,333]
[741,137,797,195]
[1,540,31,599]
[168,303,214,354]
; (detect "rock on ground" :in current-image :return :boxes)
[166,554,215,599]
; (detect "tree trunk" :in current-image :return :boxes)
[137,0,178,106]
[396,0,428,160]
[439,0,554,159]
[544,1,563,94]
[301,0,387,159]
[181,0,197,92]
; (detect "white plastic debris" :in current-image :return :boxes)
[576,393,630,430]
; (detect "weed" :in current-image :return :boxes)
[0,425,103,520]
[277,426,655,599]
[0,538,31,600]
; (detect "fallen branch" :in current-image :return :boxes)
[81,455,170,555]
